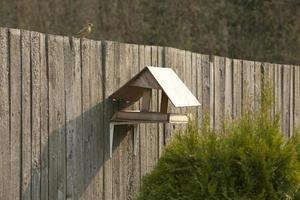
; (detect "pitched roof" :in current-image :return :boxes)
[109,66,200,107]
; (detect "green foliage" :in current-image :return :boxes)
[135,93,300,199]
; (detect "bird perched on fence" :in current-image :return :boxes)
[76,23,93,38]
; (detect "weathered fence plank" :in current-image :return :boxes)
[224,58,232,121]
[242,60,255,112]
[81,38,93,199]
[196,53,203,126]
[111,42,121,200]
[157,46,164,158]
[274,64,282,117]
[233,59,242,119]
[40,33,49,200]
[48,35,66,200]
[103,41,115,200]
[145,45,157,172]
[9,28,22,200]
[209,58,215,128]
[64,36,83,199]
[201,54,210,124]
[254,62,262,112]
[282,65,291,135]
[0,28,10,200]
[138,45,148,179]
[90,40,103,199]
[214,56,225,130]
[295,66,300,129]
[130,44,141,197]
[21,30,31,200]
[289,66,294,137]
[31,31,42,200]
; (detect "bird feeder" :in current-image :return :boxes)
[109,66,201,157]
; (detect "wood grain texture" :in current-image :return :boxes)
[90,40,103,199]
[295,66,300,130]
[254,62,262,112]
[40,33,49,200]
[145,45,158,172]
[224,58,233,121]
[242,60,255,112]
[48,34,66,200]
[289,66,294,137]
[20,30,31,200]
[103,41,115,200]
[196,53,203,126]
[157,46,165,158]
[64,36,84,200]
[81,38,93,199]
[233,59,242,119]
[214,56,225,130]
[201,55,210,123]
[138,45,148,180]
[282,65,291,135]
[209,58,215,129]
[274,64,282,117]
[31,31,42,200]
[0,27,10,200]
[131,43,141,196]
[9,28,22,200]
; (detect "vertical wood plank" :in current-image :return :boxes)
[233,59,242,119]
[31,31,42,200]
[196,54,203,127]
[202,54,210,123]
[224,58,232,121]
[242,60,255,112]
[9,28,22,200]
[209,58,215,129]
[162,47,172,144]
[190,53,197,121]
[214,56,225,130]
[131,44,141,196]
[111,42,121,200]
[48,35,66,200]
[274,64,282,118]
[119,43,133,200]
[81,38,92,199]
[295,66,300,129]
[148,46,159,171]
[145,45,157,172]
[262,63,274,118]
[139,45,147,178]
[20,30,31,200]
[64,36,83,199]
[185,51,192,118]
[289,66,294,137]
[103,41,115,200]
[157,46,164,158]
[90,40,104,200]
[0,27,10,200]
[254,62,262,112]
[282,65,291,136]
[40,33,49,200]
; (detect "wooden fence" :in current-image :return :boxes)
[0,27,299,200]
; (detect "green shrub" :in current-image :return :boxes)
[135,91,300,200]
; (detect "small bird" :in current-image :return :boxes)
[76,23,93,38]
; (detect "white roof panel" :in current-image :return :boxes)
[147,66,200,107]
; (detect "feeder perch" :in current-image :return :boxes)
[109,66,201,157]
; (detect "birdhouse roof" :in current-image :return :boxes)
[109,66,201,107]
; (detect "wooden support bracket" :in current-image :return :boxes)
[160,91,168,113]
[109,122,139,158]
